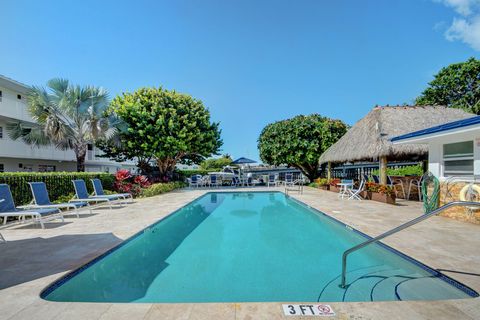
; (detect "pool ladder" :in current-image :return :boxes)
[340,201,480,289]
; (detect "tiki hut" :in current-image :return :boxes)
[319,105,474,184]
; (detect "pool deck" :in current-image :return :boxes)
[1,186,479,320]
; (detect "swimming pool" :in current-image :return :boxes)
[41,192,477,303]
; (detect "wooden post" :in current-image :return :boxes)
[327,162,331,180]
[379,156,387,185]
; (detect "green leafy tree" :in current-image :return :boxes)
[258,114,347,181]
[416,57,480,114]
[109,87,222,178]
[7,78,115,171]
[200,155,233,170]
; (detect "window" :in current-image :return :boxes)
[0,126,3,139]
[17,94,22,100]
[443,141,474,176]
[0,90,2,102]
[0,164,4,172]
[38,165,56,172]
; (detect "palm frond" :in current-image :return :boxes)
[6,121,51,147]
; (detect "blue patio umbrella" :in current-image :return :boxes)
[231,157,256,165]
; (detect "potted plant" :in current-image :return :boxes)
[314,178,330,190]
[329,179,341,193]
[363,182,396,204]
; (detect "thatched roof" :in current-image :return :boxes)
[319,105,474,164]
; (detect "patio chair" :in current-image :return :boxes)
[231,176,241,187]
[387,176,406,199]
[284,173,294,186]
[407,175,425,201]
[71,180,115,209]
[362,174,370,182]
[267,174,278,187]
[371,175,380,184]
[28,182,91,218]
[189,175,200,188]
[0,184,63,229]
[91,179,133,203]
[347,180,365,200]
[209,175,220,188]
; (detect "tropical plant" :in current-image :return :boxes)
[113,169,150,196]
[108,87,222,179]
[7,78,115,171]
[200,155,232,170]
[258,114,348,181]
[416,57,480,114]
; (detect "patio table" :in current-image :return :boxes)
[337,182,353,199]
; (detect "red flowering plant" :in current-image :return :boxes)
[113,169,150,197]
[329,178,341,186]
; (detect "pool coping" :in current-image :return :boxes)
[39,190,479,302]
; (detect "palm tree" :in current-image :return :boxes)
[7,78,116,171]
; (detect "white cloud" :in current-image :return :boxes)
[445,16,480,50]
[436,0,479,16]
[435,0,480,50]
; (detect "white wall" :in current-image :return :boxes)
[427,128,480,179]
[0,157,76,172]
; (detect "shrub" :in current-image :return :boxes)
[0,172,114,205]
[314,178,330,186]
[371,164,423,177]
[138,182,187,198]
[113,169,151,197]
[329,178,341,186]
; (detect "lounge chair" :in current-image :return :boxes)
[0,184,63,229]
[71,180,115,209]
[347,180,365,200]
[28,182,91,218]
[371,175,380,184]
[91,179,133,203]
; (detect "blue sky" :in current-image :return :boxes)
[1,0,479,162]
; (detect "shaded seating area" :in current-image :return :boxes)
[319,105,473,194]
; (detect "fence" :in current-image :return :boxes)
[320,162,421,181]
[0,172,115,205]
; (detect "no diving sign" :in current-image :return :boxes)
[282,304,335,317]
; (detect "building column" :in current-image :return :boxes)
[379,156,387,185]
[327,162,332,180]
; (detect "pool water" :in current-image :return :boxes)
[42,192,477,303]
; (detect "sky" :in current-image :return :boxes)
[1,0,479,162]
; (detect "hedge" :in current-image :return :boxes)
[0,172,115,205]
[371,164,423,177]
[138,181,187,198]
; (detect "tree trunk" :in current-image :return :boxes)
[294,163,318,183]
[76,147,87,172]
[327,162,332,180]
[156,157,177,181]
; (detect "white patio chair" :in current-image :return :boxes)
[407,175,424,201]
[347,180,365,200]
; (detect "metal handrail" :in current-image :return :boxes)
[340,201,480,288]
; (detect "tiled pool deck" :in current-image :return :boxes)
[1,187,479,319]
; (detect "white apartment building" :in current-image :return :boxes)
[0,74,137,173]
